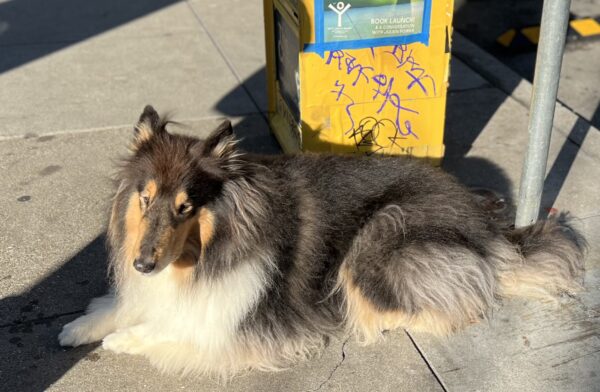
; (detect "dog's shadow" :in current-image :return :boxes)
[0,236,108,390]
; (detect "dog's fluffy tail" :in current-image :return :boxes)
[497,213,587,300]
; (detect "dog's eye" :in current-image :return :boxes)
[178,202,192,216]
[140,194,150,207]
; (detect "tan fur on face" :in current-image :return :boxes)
[170,251,197,284]
[122,181,194,275]
[175,191,188,209]
[145,180,158,201]
[121,180,157,267]
[164,217,198,279]
[336,264,469,343]
[168,208,214,282]
[123,193,147,264]
[118,182,216,284]
[198,208,215,250]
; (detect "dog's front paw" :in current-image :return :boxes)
[59,315,101,347]
[102,329,144,355]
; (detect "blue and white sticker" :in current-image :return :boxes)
[305,0,432,56]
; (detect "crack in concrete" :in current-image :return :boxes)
[310,337,350,391]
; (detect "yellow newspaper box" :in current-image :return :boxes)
[264,0,453,163]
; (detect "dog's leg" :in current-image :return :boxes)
[104,331,215,375]
[102,324,169,355]
[59,293,120,347]
[105,329,242,376]
[336,205,497,340]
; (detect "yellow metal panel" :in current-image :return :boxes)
[265,0,453,163]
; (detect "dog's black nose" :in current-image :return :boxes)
[133,259,155,273]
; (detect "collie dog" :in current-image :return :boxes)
[59,105,586,378]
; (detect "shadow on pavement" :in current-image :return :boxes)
[0,0,179,74]
[541,104,600,216]
[442,88,514,198]
[215,68,281,155]
[0,235,108,390]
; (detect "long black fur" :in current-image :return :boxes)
[59,106,587,377]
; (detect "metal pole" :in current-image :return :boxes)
[515,0,572,228]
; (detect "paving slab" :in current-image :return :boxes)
[558,41,600,125]
[187,0,269,112]
[0,1,259,138]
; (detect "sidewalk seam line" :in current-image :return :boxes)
[405,330,449,392]
[184,0,268,124]
[0,112,264,142]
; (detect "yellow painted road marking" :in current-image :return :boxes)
[570,19,600,37]
[497,29,517,47]
[521,26,540,44]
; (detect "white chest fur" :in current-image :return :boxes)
[119,259,270,351]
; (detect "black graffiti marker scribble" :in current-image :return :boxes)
[349,117,407,154]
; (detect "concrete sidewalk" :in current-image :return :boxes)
[0,1,598,391]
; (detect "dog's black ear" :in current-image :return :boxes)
[193,120,242,179]
[132,105,164,147]
[200,120,237,158]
